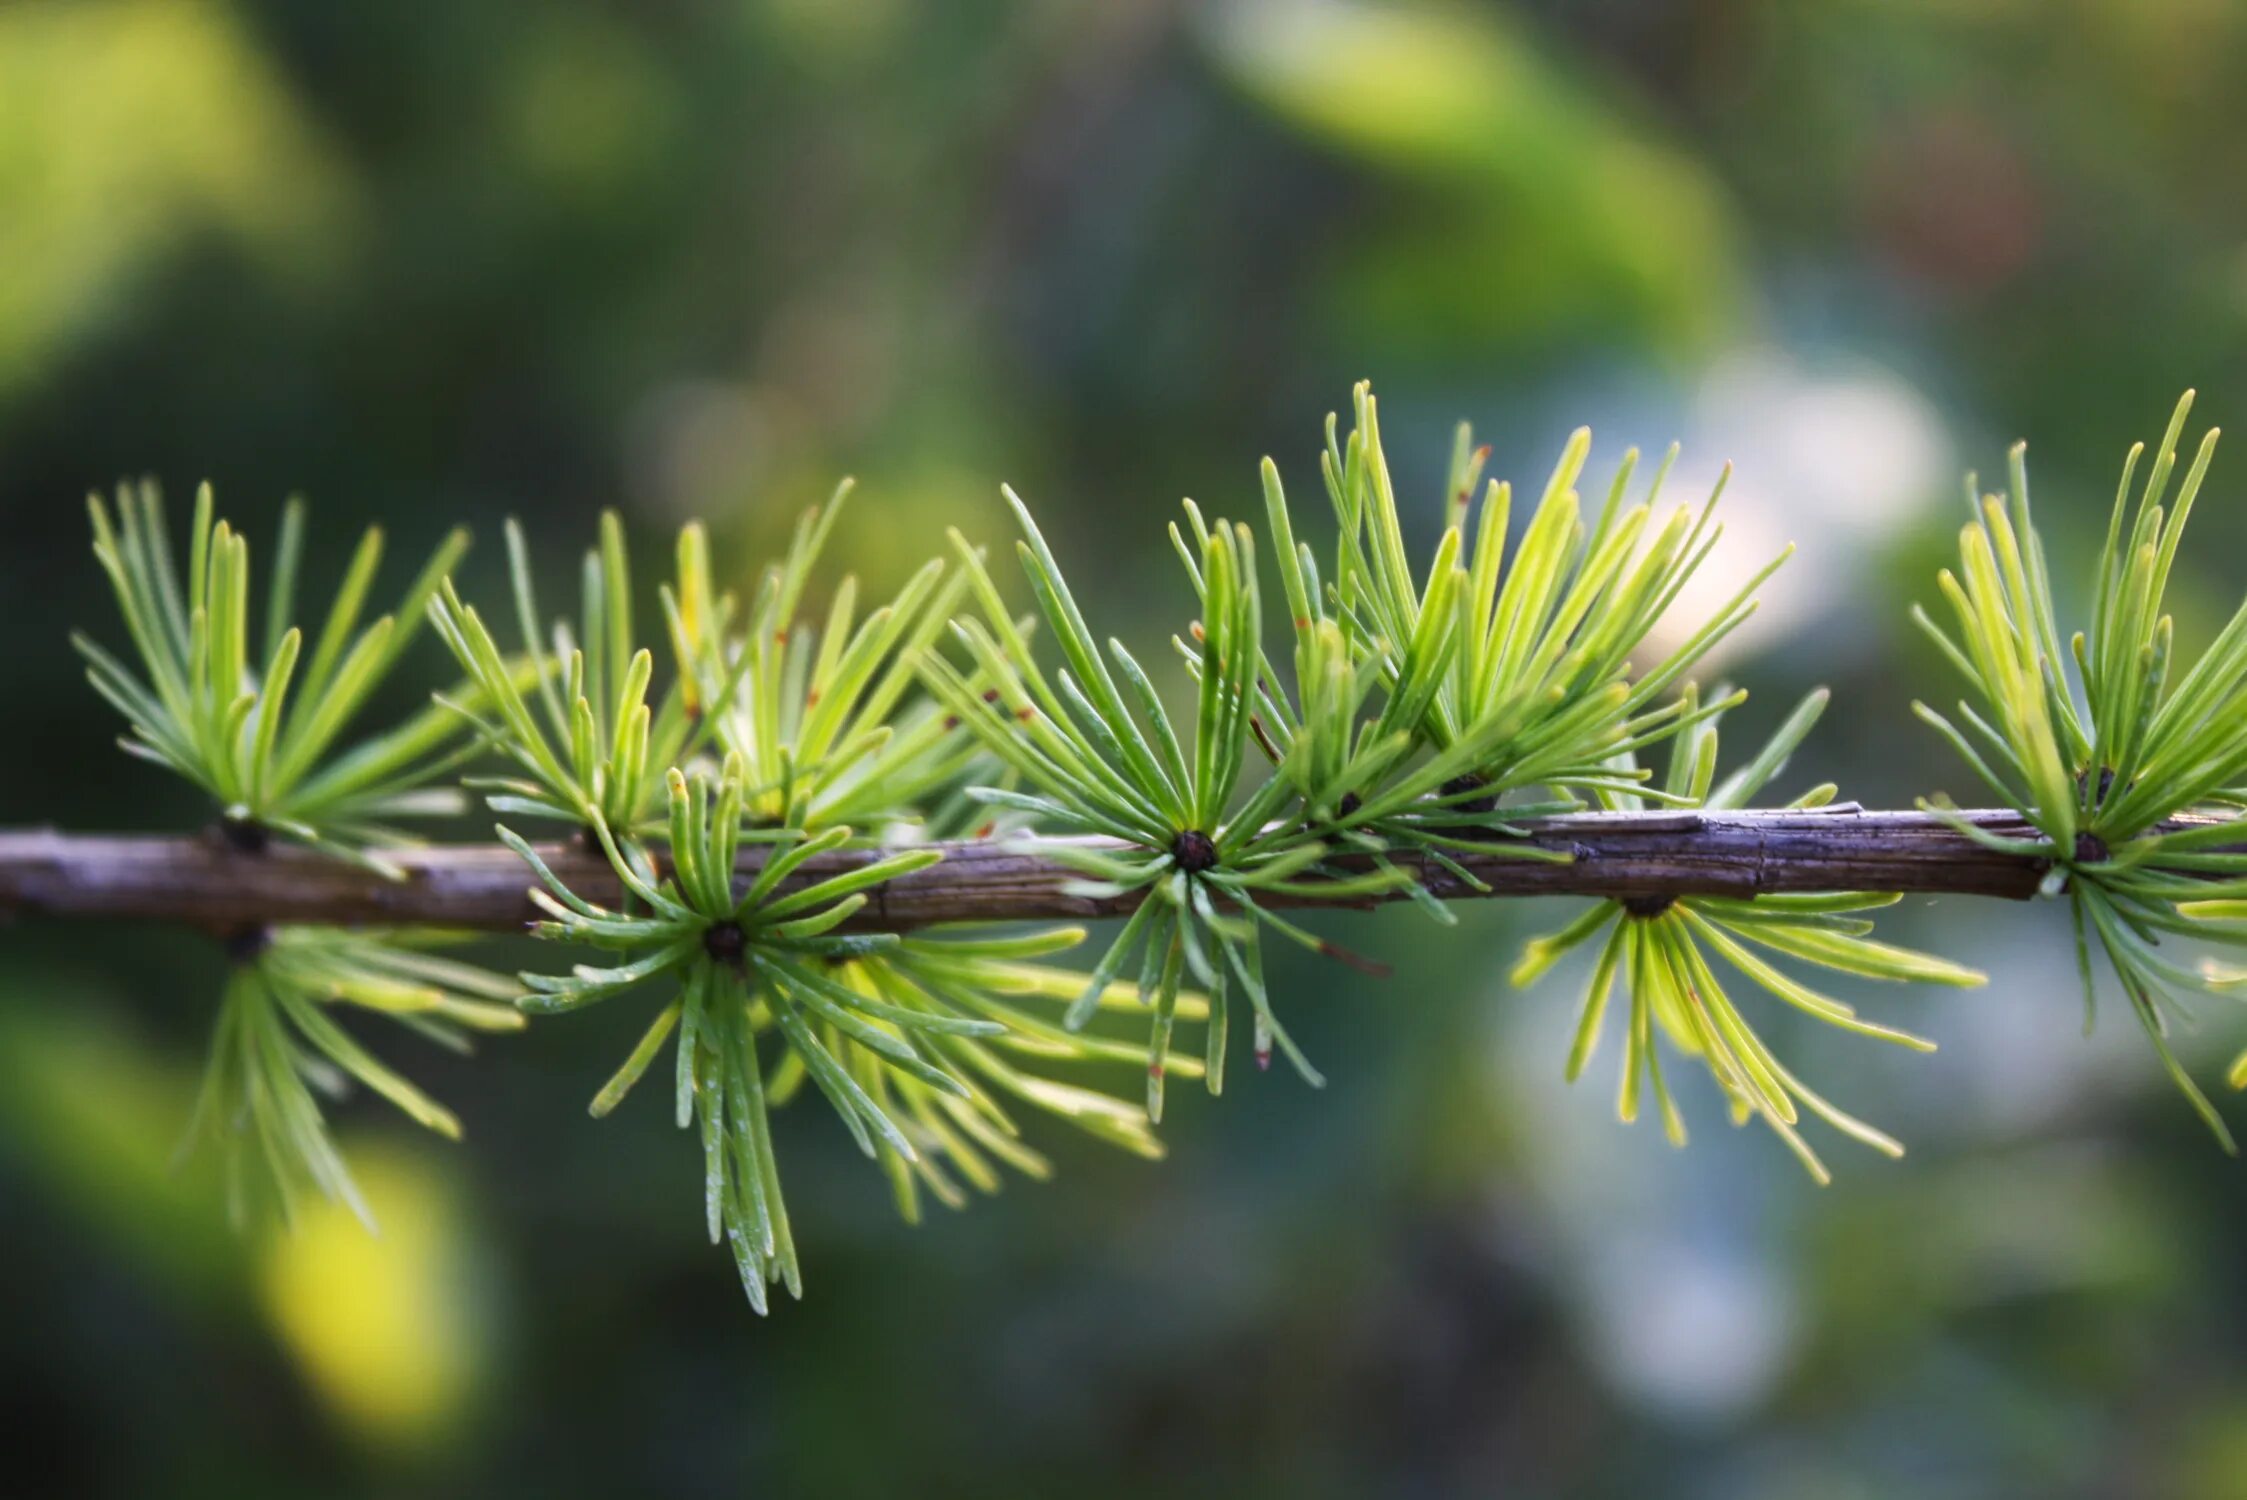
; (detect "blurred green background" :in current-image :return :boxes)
[8,1,2247,1495]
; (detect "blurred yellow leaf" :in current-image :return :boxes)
[257,1140,496,1453]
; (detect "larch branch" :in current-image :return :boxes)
[0,807,2073,936]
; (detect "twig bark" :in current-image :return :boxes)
[0,807,2068,936]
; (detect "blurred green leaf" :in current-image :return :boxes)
[1202,0,1744,355]
[0,0,349,394]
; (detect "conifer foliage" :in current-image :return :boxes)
[61,385,2247,1311]
[1914,392,2247,1146]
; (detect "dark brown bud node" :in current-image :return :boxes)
[704,921,748,966]
[1171,829,1220,873]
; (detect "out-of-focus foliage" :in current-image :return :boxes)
[0,991,236,1294]
[0,0,346,395]
[13,1,2247,1496]
[256,1140,498,1451]
[1204,0,1743,357]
